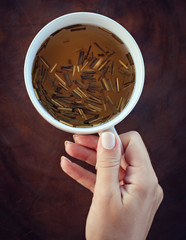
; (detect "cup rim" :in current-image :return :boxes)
[24,12,145,134]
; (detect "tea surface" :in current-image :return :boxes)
[32,24,135,127]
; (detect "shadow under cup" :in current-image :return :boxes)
[24,12,145,135]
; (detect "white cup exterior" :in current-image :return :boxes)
[24,12,145,134]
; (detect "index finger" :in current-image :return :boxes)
[73,134,98,150]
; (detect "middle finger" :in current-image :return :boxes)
[73,134,99,150]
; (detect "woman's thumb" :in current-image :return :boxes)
[95,132,121,190]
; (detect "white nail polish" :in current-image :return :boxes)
[101,132,115,150]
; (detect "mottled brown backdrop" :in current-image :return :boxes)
[0,0,185,239]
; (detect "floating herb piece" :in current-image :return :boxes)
[83,70,96,74]
[72,65,76,76]
[101,65,109,77]
[64,24,82,30]
[89,95,102,103]
[77,50,85,65]
[61,65,73,70]
[63,72,72,86]
[94,42,106,53]
[85,99,102,106]
[58,107,73,112]
[89,58,99,68]
[108,78,114,91]
[39,56,49,68]
[98,53,105,57]
[118,66,131,76]
[58,82,68,91]
[103,103,107,111]
[34,88,40,100]
[123,80,135,88]
[72,89,82,99]
[85,45,91,60]
[75,80,85,89]
[87,104,102,112]
[98,59,110,71]
[111,61,115,76]
[41,69,47,83]
[78,108,87,120]
[50,63,57,73]
[119,59,128,69]
[81,77,96,82]
[55,73,67,86]
[112,34,123,44]
[107,95,114,105]
[88,84,101,89]
[116,77,119,92]
[89,116,103,124]
[126,53,134,65]
[101,78,109,91]
[80,61,88,71]
[59,120,73,127]
[84,115,99,124]
[108,51,115,58]
[71,27,86,32]
[76,87,88,98]
[51,99,64,107]
[117,97,123,111]
[98,27,112,34]
[120,97,126,111]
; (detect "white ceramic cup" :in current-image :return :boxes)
[24,12,145,139]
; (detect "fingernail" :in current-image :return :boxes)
[61,156,71,163]
[101,132,115,150]
[64,140,71,147]
[73,134,81,144]
[73,134,78,140]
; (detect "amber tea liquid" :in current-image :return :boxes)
[32,24,135,127]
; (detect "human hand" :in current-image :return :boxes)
[61,131,163,240]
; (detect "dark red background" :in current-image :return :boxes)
[0,0,185,239]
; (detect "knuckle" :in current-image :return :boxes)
[151,176,159,188]
[149,178,159,195]
[130,131,141,140]
[151,183,164,207]
[158,185,164,202]
[137,176,161,200]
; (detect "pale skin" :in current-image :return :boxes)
[61,131,163,240]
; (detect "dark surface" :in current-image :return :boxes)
[0,0,185,239]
